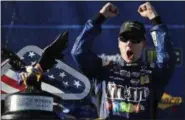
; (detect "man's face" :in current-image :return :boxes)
[118,37,145,63]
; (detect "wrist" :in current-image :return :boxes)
[99,10,109,18]
[151,16,163,25]
[148,12,158,20]
[92,13,107,25]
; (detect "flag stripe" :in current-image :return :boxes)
[1,81,20,93]
[1,75,25,90]
[41,82,64,94]
[4,69,20,81]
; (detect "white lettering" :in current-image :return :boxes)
[107,83,150,103]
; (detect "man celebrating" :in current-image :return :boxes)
[71,2,175,120]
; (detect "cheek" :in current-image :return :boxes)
[133,44,144,54]
[119,43,126,52]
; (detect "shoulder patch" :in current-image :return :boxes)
[151,31,158,46]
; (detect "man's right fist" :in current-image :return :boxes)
[100,2,119,18]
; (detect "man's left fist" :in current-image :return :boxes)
[138,2,158,20]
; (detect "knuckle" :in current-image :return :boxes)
[146,2,150,5]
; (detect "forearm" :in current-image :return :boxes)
[71,14,106,77]
[151,16,176,77]
[71,14,106,56]
[150,16,175,67]
[150,16,176,100]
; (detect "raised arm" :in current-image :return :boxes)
[71,3,119,78]
[138,2,176,97]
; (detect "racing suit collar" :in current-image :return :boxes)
[119,56,142,66]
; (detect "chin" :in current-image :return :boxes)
[124,59,133,63]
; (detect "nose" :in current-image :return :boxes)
[127,40,132,47]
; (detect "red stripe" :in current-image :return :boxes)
[1,90,7,94]
[1,75,25,91]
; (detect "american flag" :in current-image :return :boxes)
[1,45,91,100]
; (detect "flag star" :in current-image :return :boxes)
[28,52,36,58]
[59,72,66,78]
[55,64,62,70]
[31,61,36,65]
[63,81,69,86]
[74,80,81,88]
[48,74,55,79]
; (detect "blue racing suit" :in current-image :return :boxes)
[71,14,176,120]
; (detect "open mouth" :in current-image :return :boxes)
[127,50,134,60]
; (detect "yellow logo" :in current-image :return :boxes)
[140,75,150,85]
[158,93,182,110]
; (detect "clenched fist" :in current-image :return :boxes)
[100,2,119,18]
[138,2,158,20]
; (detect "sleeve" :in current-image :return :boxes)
[71,14,106,78]
[150,17,176,100]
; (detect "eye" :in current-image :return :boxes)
[131,39,142,44]
[119,37,128,42]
